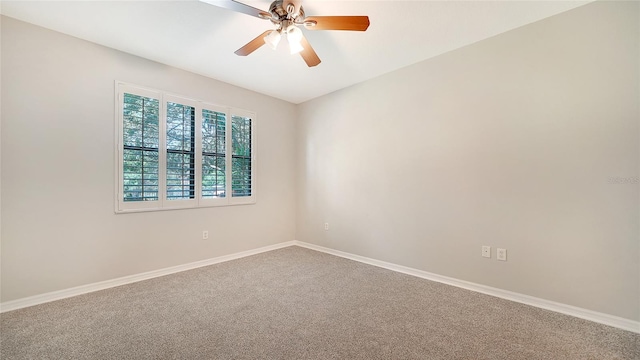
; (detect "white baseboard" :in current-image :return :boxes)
[293,240,640,334]
[3,239,638,334]
[0,241,296,313]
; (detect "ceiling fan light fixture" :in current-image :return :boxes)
[286,26,304,54]
[264,30,281,50]
[210,0,370,67]
[289,40,304,54]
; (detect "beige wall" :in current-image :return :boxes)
[296,1,639,321]
[1,17,297,302]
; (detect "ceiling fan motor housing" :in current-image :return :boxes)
[269,0,305,24]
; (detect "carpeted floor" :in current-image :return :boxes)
[1,246,638,359]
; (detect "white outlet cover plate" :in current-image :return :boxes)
[482,246,491,258]
[497,248,507,261]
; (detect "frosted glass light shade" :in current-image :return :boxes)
[264,30,281,50]
[287,26,304,54]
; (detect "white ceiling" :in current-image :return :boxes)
[1,0,591,104]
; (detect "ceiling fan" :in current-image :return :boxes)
[203,0,370,67]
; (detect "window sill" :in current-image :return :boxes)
[115,198,256,214]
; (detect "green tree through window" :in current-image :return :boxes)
[202,109,226,198]
[122,93,159,201]
[166,102,195,200]
[232,115,252,197]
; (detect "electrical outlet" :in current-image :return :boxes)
[324,223,329,231]
[497,248,507,261]
[482,246,491,258]
[202,231,209,240]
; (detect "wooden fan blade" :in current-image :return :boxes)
[299,34,321,67]
[304,16,370,31]
[235,30,271,56]
[205,0,271,19]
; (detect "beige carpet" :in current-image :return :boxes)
[1,246,638,359]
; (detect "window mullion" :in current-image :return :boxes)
[116,91,123,207]
[225,108,232,200]
[195,105,203,207]
[158,94,167,208]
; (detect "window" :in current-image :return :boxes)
[116,83,256,212]
[166,101,195,201]
[122,92,159,203]
[201,109,226,199]
[232,115,252,197]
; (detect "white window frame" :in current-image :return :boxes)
[115,81,256,213]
